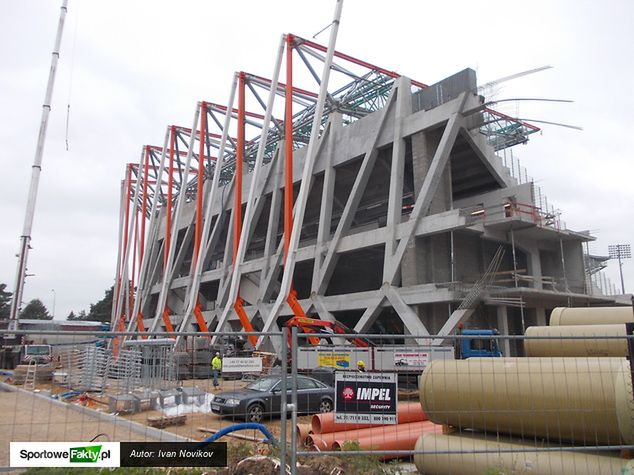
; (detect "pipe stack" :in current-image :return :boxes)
[415,306,634,474]
[414,433,629,475]
[549,306,633,326]
[524,324,628,357]
[419,357,633,445]
[307,402,439,459]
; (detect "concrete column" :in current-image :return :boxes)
[563,241,586,294]
[496,306,511,357]
[402,129,452,286]
[526,245,544,290]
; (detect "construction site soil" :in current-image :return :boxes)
[1,375,398,473]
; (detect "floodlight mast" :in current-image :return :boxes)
[8,0,69,331]
[608,244,631,294]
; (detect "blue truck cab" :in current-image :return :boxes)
[457,328,503,359]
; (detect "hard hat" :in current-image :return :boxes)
[357,360,365,367]
[215,352,220,356]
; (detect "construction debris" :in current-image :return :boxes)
[147,414,187,429]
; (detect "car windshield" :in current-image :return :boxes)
[246,378,278,392]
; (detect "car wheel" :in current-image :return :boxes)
[246,403,264,423]
[319,398,333,413]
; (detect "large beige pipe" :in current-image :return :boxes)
[420,357,634,444]
[550,306,633,326]
[525,324,628,357]
[414,433,628,475]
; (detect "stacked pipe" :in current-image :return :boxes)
[305,402,440,459]
[524,306,634,358]
[416,357,633,473]
[414,433,629,475]
[415,305,634,474]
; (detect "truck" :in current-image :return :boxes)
[22,344,53,364]
[285,317,501,386]
[455,328,503,359]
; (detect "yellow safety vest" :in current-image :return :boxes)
[212,356,222,370]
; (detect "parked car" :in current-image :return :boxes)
[210,375,334,423]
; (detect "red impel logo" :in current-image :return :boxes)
[342,386,355,400]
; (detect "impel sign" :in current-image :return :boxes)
[334,372,398,424]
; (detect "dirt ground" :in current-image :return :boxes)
[0,375,314,466]
[0,375,417,473]
[0,385,163,467]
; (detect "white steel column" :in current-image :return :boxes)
[213,39,285,337]
[175,77,238,343]
[257,0,344,350]
[150,106,201,332]
[126,129,170,334]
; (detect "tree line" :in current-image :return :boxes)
[0,283,113,323]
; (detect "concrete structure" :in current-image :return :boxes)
[111,33,627,356]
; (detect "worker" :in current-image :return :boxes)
[357,360,366,372]
[211,352,222,389]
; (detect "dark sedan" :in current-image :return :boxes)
[210,375,334,422]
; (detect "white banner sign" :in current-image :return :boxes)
[222,357,263,373]
[11,442,120,468]
[393,351,429,368]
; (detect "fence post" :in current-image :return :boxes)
[626,323,634,390]
[290,326,298,474]
[280,327,288,475]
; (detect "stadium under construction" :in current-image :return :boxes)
[110,32,628,357]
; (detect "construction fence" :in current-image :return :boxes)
[2,326,634,474]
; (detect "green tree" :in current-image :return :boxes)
[20,299,52,320]
[0,283,12,319]
[88,286,113,323]
[67,309,89,321]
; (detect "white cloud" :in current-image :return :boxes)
[1,0,632,319]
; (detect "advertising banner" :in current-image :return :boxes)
[317,351,351,369]
[334,372,398,424]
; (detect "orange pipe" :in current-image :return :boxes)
[332,421,442,460]
[306,433,329,451]
[296,423,312,447]
[312,402,427,434]
[308,421,429,451]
